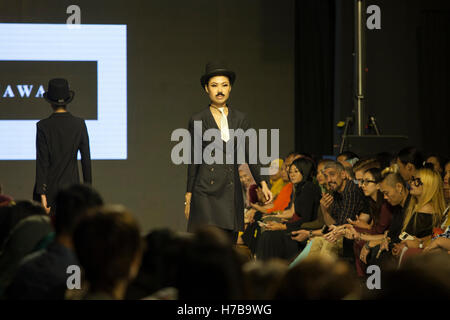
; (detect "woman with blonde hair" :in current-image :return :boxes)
[392,167,446,263]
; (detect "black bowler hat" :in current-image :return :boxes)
[200,61,236,88]
[43,78,74,105]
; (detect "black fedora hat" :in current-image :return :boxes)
[200,61,236,88]
[43,78,74,106]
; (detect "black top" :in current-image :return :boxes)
[405,211,434,238]
[330,180,369,225]
[186,106,267,232]
[34,112,91,206]
[387,194,411,244]
[285,181,321,232]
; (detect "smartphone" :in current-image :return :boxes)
[399,232,414,241]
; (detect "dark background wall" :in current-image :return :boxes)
[0,0,295,233]
[333,0,450,156]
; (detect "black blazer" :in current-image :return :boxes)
[34,112,92,206]
[186,106,267,232]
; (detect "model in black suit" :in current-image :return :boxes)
[34,78,92,212]
[185,63,273,239]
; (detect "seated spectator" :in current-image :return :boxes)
[242,259,288,299]
[375,151,394,170]
[290,161,369,262]
[337,168,411,271]
[392,167,446,266]
[275,255,360,300]
[268,158,286,199]
[366,251,450,299]
[176,226,246,300]
[239,164,257,209]
[242,154,299,255]
[337,151,359,169]
[396,146,424,183]
[125,229,190,300]
[0,203,48,296]
[5,184,103,300]
[0,200,47,249]
[255,157,321,261]
[73,205,143,300]
[425,153,446,176]
[352,158,380,187]
[348,168,393,277]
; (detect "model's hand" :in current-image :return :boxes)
[260,181,273,204]
[40,194,51,214]
[184,192,192,220]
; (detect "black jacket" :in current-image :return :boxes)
[34,112,91,206]
[187,106,267,232]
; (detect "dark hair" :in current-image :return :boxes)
[73,205,142,294]
[275,256,358,299]
[289,157,316,182]
[176,226,245,300]
[381,167,407,189]
[338,151,359,161]
[425,153,447,172]
[126,229,190,299]
[53,184,103,235]
[397,146,424,170]
[364,168,384,225]
[375,152,394,170]
[0,200,46,248]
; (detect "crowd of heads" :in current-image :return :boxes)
[0,146,449,300]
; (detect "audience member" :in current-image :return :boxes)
[125,229,190,300]
[425,153,446,176]
[5,184,103,300]
[176,226,246,300]
[396,146,424,183]
[275,255,360,300]
[73,205,143,300]
[242,259,288,299]
[0,203,48,296]
[255,158,321,261]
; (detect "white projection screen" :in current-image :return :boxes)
[0,23,127,160]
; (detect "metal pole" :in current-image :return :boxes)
[354,0,366,136]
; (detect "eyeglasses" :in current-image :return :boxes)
[353,179,364,185]
[361,179,376,186]
[410,176,423,187]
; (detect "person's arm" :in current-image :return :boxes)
[35,124,50,212]
[186,117,200,194]
[185,117,200,219]
[424,237,450,252]
[254,203,274,214]
[79,120,92,184]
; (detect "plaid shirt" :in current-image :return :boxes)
[330,180,369,225]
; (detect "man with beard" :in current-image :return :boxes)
[291,161,369,259]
